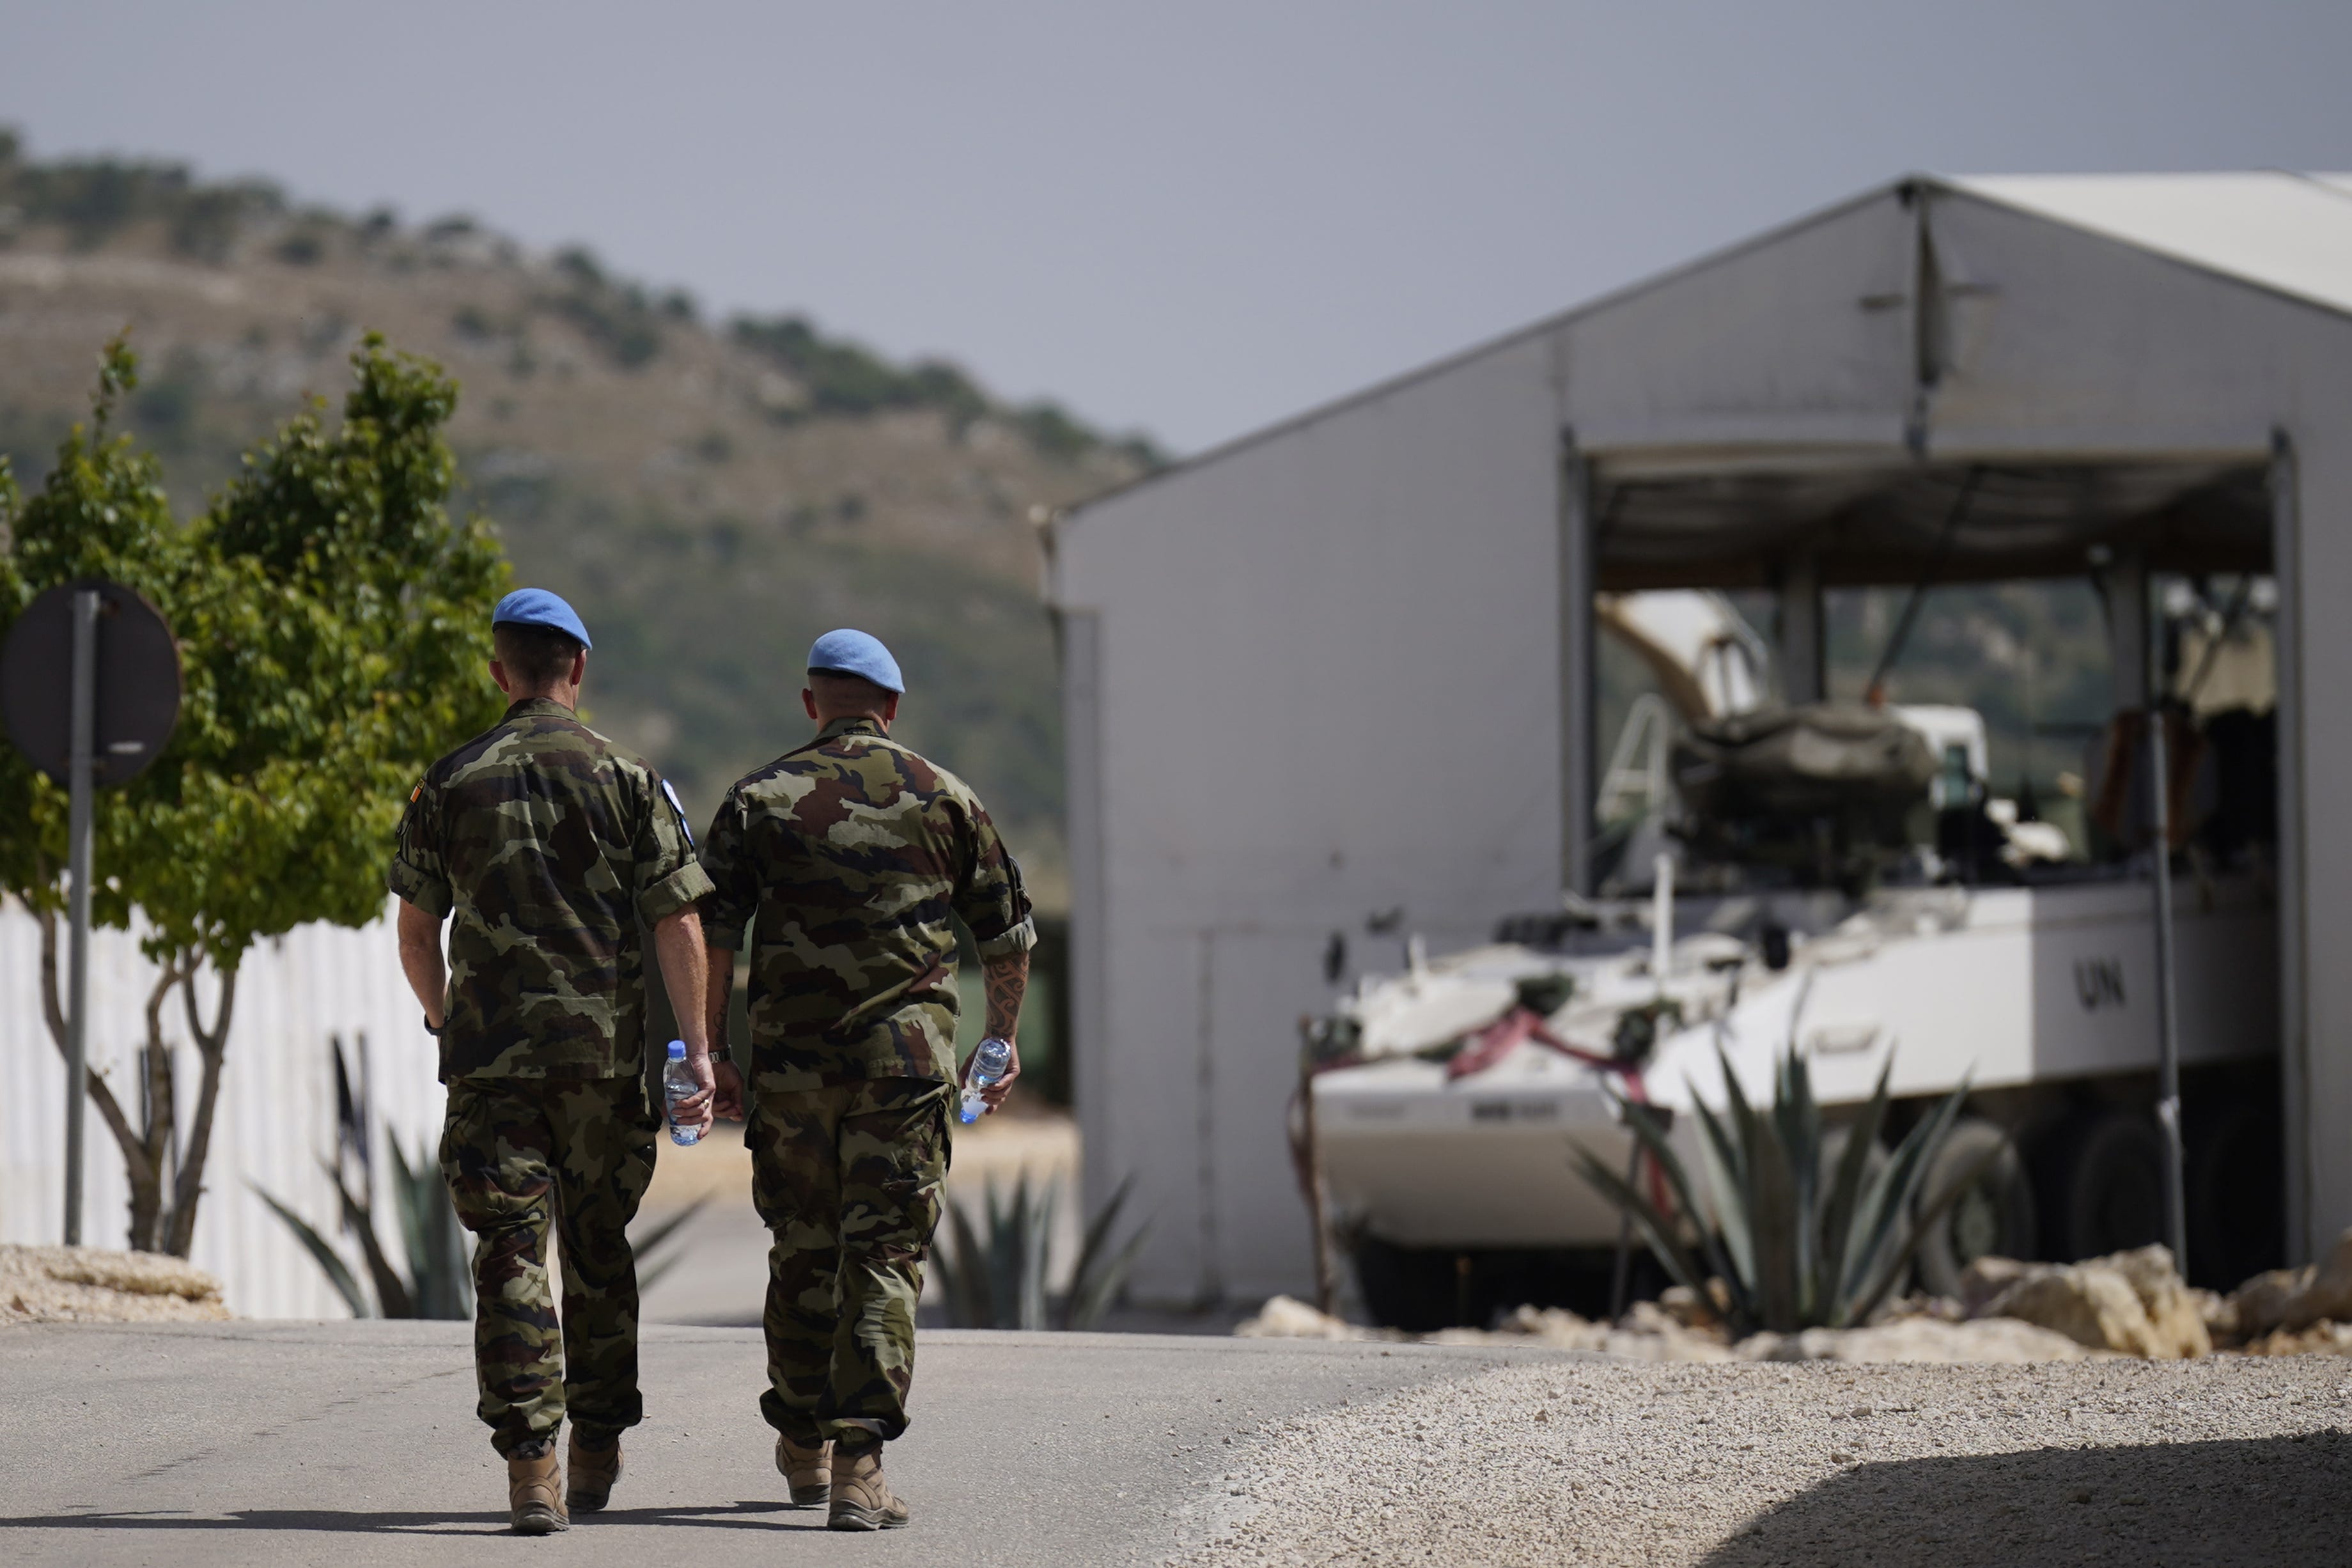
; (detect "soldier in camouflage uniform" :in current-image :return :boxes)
[390,588,717,1535]
[699,628,1033,1532]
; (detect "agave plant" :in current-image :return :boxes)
[934,1172,1148,1331]
[256,1133,471,1319]
[1573,1046,1986,1337]
[260,1034,706,1317]
[935,1171,1054,1330]
[255,1034,471,1319]
[261,1153,710,1319]
[632,1202,711,1296]
[1059,1174,1150,1330]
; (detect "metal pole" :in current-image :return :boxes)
[1559,435,1597,897]
[2269,434,2310,1264]
[1651,851,1674,993]
[1299,1046,1337,1319]
[1608,1134,1641,1322]
[2148,706,2189,1273]
[63,589,98,1247]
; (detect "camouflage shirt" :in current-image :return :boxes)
[699,715,1036,1089]
[388,697,714,1082]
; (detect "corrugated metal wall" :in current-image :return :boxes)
[1,895,445,1317]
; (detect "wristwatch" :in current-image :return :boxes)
[423,1013,444,1037]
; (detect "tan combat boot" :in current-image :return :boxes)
[507,1448,568,1534]
[775,1434,832,1508]
[567,1431,623,1513]
[827,1438,910,1531]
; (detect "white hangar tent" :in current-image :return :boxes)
[1048,171,2352,1307]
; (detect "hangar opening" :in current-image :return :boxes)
[1580,454,2281,899]
[1337,451,2295,1327]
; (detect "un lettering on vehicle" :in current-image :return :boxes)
[2075,956,2127,1011]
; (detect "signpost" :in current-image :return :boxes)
[0,581,182,1245]
[2149,707,2189,1275]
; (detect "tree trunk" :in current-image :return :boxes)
[35,904,161,1250]
[164,960,238,1259]
[34,904,247,1262]
[125,960,187,1253]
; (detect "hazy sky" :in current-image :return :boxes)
[5,2,2350,452]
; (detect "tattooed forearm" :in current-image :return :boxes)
[983,949,1028,1041]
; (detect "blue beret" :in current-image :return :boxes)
[493,588,592,649]
[807,628,904,694]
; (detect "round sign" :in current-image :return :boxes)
[0,580,183,786]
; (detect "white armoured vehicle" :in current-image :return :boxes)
[1309,590,2282,1330]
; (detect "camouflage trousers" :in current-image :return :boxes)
[751,1076,951,1445]
[439,1073,657,1458]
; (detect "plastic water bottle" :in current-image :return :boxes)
[662,1040,703,1146]
[960,1037,1013,1124]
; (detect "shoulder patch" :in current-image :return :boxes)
[410,780,423,802]
[662,777,695,848]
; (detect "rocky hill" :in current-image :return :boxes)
[0,136,1159,903]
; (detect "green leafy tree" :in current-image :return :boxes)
[0,332,508,1257]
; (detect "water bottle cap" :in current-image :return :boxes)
[667,1039,687,1060]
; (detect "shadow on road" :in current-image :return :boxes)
[1702,1431,2352,1566]
[0,1498,804,1538]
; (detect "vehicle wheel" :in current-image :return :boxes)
[1820,1124,1891,1192]
[1912,1117,2036,1299]
[2187,1096,2284,1291]
[2043,1108,2165,1262]
[1348,1234,1462,1333]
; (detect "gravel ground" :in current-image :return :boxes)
[1176,1356,2352,1566]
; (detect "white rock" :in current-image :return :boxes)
[1422,1300,1733,1360]
[1233,1295,1380,1340]
[1600,1326,1736,1363]
[1970,1246,2209,1358]
[2220,1227,2352,1338]
[1737,1317,2094,1363]
[1429,1305,1608,1351]
[0,1243,230,1324]
[2099,1245,2214,1358]
[1598,1301,1736,1361]
[2280,1229,2352,1331]
[2229,1266,2310,1339]
[2245,1319,2352,1356]
[1958,1254,2032,1317]
[1979,1264,2155,1355]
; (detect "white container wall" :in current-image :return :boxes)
[1,896,445,1317]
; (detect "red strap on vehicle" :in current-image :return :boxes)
[1448,1006,1670,1211]
[1447,1006,1643,1090]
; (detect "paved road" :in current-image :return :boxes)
[0,1323,1569,1565]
